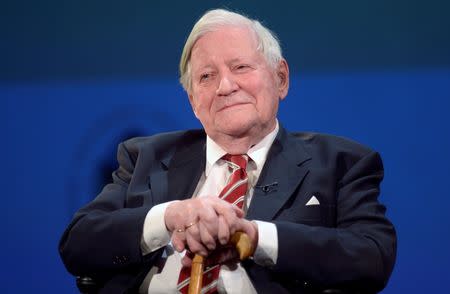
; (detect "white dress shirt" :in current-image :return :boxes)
[139,122,280,293]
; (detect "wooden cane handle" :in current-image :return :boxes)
[188,232,254,294]
[230,231,254,260]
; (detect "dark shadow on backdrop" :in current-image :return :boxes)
[65,105,177,217]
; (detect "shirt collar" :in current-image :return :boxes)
[205,136,228,177]
[205,120,279,176]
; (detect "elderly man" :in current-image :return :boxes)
[60,9,396,294]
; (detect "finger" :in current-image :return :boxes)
[186,219,201,242]
[197,200,220,237]
[211,201,241,235]
[231,204,244,218]
[211,199,242,218]
[216,198,244,218]
[171,231,186,252]
[198,221,216,250]
[234,218,253,235]
[217,215,230,245]
[234,219,259,250]
[186,227,208,256]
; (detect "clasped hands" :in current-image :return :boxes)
[164,196,258,267]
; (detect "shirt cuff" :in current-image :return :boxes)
[252,220,278,267]
[140,201,177,255]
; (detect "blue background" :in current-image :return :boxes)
[2,1,450,293]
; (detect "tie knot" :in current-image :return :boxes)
[222,154,248,170]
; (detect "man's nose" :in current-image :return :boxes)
[216,74,238,96]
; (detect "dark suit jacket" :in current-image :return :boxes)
[59,126,396,294]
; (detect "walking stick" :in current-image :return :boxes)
[188,232,254,294]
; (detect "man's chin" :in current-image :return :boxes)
[215,120,258,138]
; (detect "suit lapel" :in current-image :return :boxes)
[148,131,206,205]
[247,127,311,220]
[166,133,206,202]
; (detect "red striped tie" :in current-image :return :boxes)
[177,154,248,294]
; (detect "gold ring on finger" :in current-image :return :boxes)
[185,221,198,230]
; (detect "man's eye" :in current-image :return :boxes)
[200,73,211,81]
[235,65,250,71]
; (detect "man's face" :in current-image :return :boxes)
[188,26,289,142]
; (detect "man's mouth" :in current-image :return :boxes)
[217,102,251,112]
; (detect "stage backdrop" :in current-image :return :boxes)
[2,1,450,293]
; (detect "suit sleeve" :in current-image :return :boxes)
[59,142,160,280]
[272,151,397,292]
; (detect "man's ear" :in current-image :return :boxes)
[277,59,289,100]
[188,93,199,118]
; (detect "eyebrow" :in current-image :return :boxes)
[228,57,249,64]
[228,58,242,63]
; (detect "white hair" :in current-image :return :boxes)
[179,9,283,92]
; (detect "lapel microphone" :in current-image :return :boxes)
[255,181,278,193]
